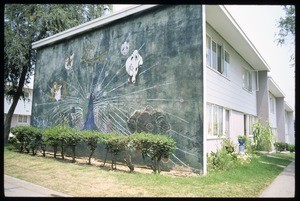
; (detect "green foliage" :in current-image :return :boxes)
[8,126,176,173]
[287,144,295,153]
[276,5,295,65]
[207,139,251,171]
[82,130,102,164]
[43,125,63,158]
[274,142,287,152]
[4,4,110,143]
[252,121,275,152]
[222,138,236,153]
[10,126,43,155]
[274,142,294,153]
[129,132,176,173]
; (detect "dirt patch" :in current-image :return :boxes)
[35,150,199,178]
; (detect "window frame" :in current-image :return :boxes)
[207,103,229,138]
[18,115,28,123]
[206,35,230,77]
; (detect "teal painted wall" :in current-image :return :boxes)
[32,5,204,172]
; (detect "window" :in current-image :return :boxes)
[242,68,259,92]
[242,68,252,92]
[18,115,28,123]
[244,114,257,136]
[223,51,230,77]
[207,103,228,137]
[270,96,275,114]
[206,36,211,67]
[206,35,230,77]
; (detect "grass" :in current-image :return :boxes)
[4,147,294,197]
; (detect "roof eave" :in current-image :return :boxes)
[32,4,158,49]
[205,5,271,72]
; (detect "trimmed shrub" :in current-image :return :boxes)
[101,133,130,170]
[81,130,102,164]
[43,126,61,158]
[129,132,176,174]
[274,142,286,152]
[10,126,43,155]
[288,144,295,153]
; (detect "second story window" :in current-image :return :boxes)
[270,96,275,114]
[242,68,252,92]
[206,35,230,77]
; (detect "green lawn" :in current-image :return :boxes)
[4,147,294,197]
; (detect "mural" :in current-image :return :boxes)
[32,5,204,172]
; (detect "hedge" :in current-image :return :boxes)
[8,125,176,174]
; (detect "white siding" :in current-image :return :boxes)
[206,24,257,116]
[230,110,244,141]
[268,92,277,128]
[4,89,33,116]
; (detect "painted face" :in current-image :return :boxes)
[65,53,74,70]
[121,41,129,55]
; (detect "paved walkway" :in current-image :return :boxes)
[4,175,72,197]
[259,160,295,198]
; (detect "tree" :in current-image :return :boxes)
[4,4,112,144]
[276,5,295,66]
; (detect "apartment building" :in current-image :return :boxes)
[205,5,294,153]
[30,5,294,174]
[4,78,34,128]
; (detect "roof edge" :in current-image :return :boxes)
[220,5,271,72]
[32,5,158,49]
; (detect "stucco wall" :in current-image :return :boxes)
[32,5,204,172]
[256,71,269,124]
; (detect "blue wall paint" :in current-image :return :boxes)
[32,5,204,172]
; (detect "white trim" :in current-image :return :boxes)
[202,5,207,176]
[32,5,158,49]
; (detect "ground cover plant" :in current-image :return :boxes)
[4,146,294,197]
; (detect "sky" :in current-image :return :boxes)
[113,4,295,109]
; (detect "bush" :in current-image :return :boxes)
[287,144,295,153]
[274,142,286,152]
[43,126,62,158]
[252,121,275,152]
[10,126,43,155]
[101,133,130,170]
[207,139,251,171]
[81,130,102,164]
[8,126,176,174]
[129,132,176,174]
[274,142,295,153]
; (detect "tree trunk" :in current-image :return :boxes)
[4,95,20,144]
[88,148,95,164]
[4,64,29,144]
[71,146,76,163]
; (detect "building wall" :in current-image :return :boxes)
[229,110,244,143]
[286,111,295,145]
[205,23,258,153]
[4,89,33,116]
[206,24,257,116]
[256,71,269,123]
[268,92,277,129]
[4,88,33,129]
[32,5,204,172]
[276,97,285,142]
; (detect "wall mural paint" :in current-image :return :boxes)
[32,5,204,172]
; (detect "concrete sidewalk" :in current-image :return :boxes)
[4,175,72,197]
[259,160,295,198]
